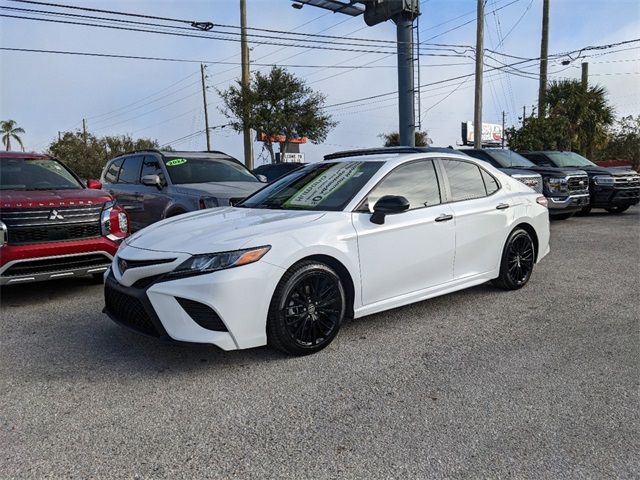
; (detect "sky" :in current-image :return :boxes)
[1,0,639,166]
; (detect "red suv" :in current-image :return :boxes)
[0,152,129,285]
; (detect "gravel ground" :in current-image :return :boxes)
[1,208,638,479]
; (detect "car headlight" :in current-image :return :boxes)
[544,177,568,193]
[593,175,614,186]
[198,196,219,209]
[166,246,271,278]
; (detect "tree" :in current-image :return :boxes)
[218,66,337,162]
[1,120,26,151]
[379,130,432,147]
[47,131,164,179]
[505,80,614,157]
[598,115,640,170]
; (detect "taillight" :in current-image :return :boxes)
[536,196,548,208]
[101,201,129,240]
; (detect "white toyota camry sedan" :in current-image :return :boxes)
[104,148,550,355]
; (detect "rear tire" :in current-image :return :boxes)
[492,228,536,291]
[267,261,346,355]
[550,212,574,221]
[605,205,630,214]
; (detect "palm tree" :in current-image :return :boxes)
[545,80,614,157]
[1,120,26,151]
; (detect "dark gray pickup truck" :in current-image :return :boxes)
[94,150,264,232]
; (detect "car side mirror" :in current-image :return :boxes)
[370,195,410,225]
[86,179,102,190]
[257,174,268,183]
[141,174,163,189]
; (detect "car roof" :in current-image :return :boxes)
[0,151,51,160]
[323,147,473,166]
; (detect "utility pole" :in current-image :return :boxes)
[501,111,505,149]
[82,119,87,146]
[201,64,211,151]
[473,0,484,149]
[538,0,550,117]
[522,105,526,126]
[240,0,253,168]
[396,15,415,147]
[581,62,589,90]
[58,131,61,141]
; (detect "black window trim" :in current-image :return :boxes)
[435,157,502,205]
[352,158,443,213]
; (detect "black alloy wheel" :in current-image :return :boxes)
[493,228,535,290]
[267,261,346,355]
[605,205,630,214]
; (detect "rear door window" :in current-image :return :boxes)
[118,156,143,184]
[104,158,123,183]
[442,160,488,202]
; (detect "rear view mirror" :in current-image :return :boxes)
[371,195,410,225]
[141,174,163,189]
[86,179,102,190]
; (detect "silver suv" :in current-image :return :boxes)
[95,150,264,232]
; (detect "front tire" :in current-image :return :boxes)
[492,228,536,291]
[267,261,346,355]
[605,205,630,214]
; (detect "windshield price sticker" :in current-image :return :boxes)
[166,158,188,167]
[285,162,363,208]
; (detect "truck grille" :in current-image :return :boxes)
[512,174,543,193]
[613,175,640,186]
[567,175,589,194]
[0,204,103,245]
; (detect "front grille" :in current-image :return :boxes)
[0,204,103,245]
[567,175,589,194]
[176,297,228,332]
[3,253,110,277]
[613,175,640,186]
[513,175,543,193]
[8,223,101,244]
[132,275,163,289]
[104,282,159,336]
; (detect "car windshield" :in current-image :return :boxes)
[163,156,259,184]
[486,150,536,168]
[545,152,595,168]
[0,158,82,190]
[238,161,383,211]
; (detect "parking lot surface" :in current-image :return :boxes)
[1,209,638,479]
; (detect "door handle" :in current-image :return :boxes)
[496,203,510,210]
[435,213,454,222]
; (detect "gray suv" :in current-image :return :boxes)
[97,150,264,232]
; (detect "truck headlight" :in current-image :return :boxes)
[593,175,614,186]
[544,177,568,193]
[166,246,271,278]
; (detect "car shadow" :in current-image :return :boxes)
[0,276,104,306]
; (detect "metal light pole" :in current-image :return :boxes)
[396,14,415,147]
[473,0,484,149]
[292,1,420,147]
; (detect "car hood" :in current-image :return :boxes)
[508,165,587,177]
[125,206,326,254]
[0,188,112,208]
[172,181,262,199]
[574,165,638,176]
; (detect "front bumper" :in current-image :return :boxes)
[103,253,284,350]
[590,186,640,208]
[0,237,119,285]
[546,193,590,215]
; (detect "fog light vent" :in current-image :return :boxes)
[176,297,228,332]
